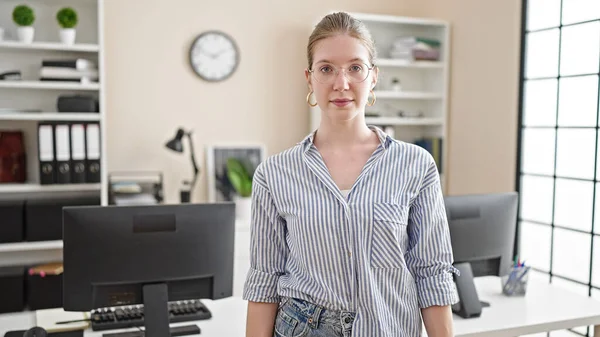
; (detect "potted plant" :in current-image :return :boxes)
[391,77,402,91]
[226,157,253,221]
[56,7,78,45]
[12,5,35,43]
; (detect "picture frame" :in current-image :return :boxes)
[205,143,267,202]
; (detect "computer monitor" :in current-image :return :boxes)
[62,202,236,337]
[444,192,518,318]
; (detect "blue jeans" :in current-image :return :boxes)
[274,297,356,337]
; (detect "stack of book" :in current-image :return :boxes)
[389,36,441,61]
[39,58,99,83]
[414,137,443,173]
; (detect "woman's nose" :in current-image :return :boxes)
[333,70,350,91]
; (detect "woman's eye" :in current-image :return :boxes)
[320,66,332,73]
[350,65,362,72]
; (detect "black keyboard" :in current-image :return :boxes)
[90,299,211,331]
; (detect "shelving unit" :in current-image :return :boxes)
[0,0,107,265]
[365,117,444,126]
[0,112,101,121]
[373,90,444,99]
[309,12,450,191]
[0,183,101,193]
[375,58,444,68]
[0,240,63,254]
[0,41,99,52]
[0,81,100,90]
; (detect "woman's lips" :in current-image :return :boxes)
[331,99,353,107]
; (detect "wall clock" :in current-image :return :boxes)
[189,30,240,82]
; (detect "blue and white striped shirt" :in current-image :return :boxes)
[243,126,459,336]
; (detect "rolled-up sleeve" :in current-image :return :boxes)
[405,158,459,308]
[242,164,288,303]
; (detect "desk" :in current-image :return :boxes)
[0,297,246,337]
[1,277,600,337]
[446,276,600,337]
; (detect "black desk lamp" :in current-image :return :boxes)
[165,128,199,203]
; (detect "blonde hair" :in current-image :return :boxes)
[307,12,377,69]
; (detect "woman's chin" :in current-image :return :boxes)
[323,109,361,122]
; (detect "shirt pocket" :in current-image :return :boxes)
[371,202,410,269]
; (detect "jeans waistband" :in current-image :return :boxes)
[280,297,356,332]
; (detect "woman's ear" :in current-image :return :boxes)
[371,66,379,89]
[305,69,315,93]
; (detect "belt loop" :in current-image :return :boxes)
[307,305,322,329]
[278,297,289,310]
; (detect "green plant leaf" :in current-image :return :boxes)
[56,7,78,29]
[227,170,244,196]
[226,158,253,197]
[13,5,35,27]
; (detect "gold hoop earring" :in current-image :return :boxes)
[306,91,317,107]
[367,90,376,106]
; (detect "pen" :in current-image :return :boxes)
[55,318,91,325]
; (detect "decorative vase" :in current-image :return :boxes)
[233,195,252,221]
[17,26,34,43]
[59,28,76,45]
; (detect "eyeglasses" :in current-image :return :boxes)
[308,62,375,84]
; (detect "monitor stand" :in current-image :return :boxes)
[452,262,484,319]
[143,283,170,337]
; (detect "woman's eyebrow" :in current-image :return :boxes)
[314,58,365,65]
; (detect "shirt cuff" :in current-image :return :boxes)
[242,267,281,303]
[416,269,460,308]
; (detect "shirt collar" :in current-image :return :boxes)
[298,125,392,152]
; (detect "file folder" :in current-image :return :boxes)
[85,123,101,183]
[38,124,55,185]
[55,124,71,184]
[70,124,86,183]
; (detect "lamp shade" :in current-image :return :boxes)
[165,128,185,153]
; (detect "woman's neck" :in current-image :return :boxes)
[314,116,375,148]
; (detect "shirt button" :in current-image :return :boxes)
[348,251,352,258]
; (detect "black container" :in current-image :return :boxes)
[0,266,25,313]
[57,95,99,113]
[26,266,63,310]
[0,199,25,243]
[24,196,100,241]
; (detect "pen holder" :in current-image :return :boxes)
[501,265,530,296]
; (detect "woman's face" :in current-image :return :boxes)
[306,34,378,123]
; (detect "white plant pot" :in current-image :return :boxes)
[59,28,76,45]
[17,26,34,43]
[233,195,252,221]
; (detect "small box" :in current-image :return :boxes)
[0,199,25,243]
[0,266,25,313]
[24,196,100,241]
[26,263,63,310]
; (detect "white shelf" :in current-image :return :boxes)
[365,117,444,126]
[0,183,101,193]
[376,58,443,68]
[0,81,100,91]
[0,240,62,253]
[350,12,448,26]
[0,112,100,121]
[0,41,99,53]
[374,91,443,99]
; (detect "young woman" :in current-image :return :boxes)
[244,11,459,337]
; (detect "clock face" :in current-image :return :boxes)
[189,31,239,82]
